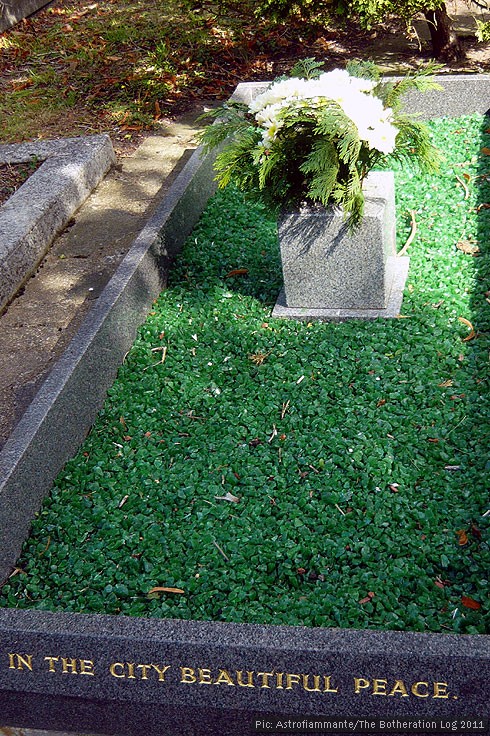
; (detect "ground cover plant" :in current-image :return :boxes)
[0,113,488,635]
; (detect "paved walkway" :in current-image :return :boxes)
[0,108,206,451]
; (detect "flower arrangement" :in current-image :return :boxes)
[199,59,441,230]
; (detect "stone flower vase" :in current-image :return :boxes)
[273,171,409,320]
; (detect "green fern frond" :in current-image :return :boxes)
[197,103,251,152]
[391,116,441,173]
[289,57,324,80]
[300,139,339,203]
[345,59,380,83]
[257,147,285,190]
[212,128,262,188]
[378,62,443,111]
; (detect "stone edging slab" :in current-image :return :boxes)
[0,0,51,32]
[0,135,116,312]
[0,76,489,734]
[0,609,489,734]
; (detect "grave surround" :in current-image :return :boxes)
[0,0,52,32]
[0,135,116,313]
[0,76,489,734]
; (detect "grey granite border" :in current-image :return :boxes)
[0,76,489,734]
[0,139,219,582]
[0,0,51,31]
[0,135,116,312]
[272,258,410,321]
[0,609,488,734]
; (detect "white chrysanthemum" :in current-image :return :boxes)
[249,69,398,153]
[250,78,311,114]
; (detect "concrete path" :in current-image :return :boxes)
[0,109,206,451]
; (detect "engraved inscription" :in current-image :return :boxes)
[1,651,458,702]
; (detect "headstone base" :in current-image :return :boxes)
[272,256,409,321]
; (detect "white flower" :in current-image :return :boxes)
[249,69,399,154]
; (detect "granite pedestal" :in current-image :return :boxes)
[273,172,409,320]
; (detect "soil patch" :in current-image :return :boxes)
[0,160,41,205]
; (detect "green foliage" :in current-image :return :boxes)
[254,0,333,22]
[476,19,490,42]
[1,115,488,634]
[333,0,445,28]
[199,59,440,230]
[256,0,444,28]
[254,0,445,27]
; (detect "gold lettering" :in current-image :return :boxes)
[285,673,301,690]
[126,662,136,680]
[198,668,213,685]
[214,669,235,686]
[411,681,429,698]
[61,657,78,674]
[257,672,274,688]
[302,674,321,693]
[372,678,387,695]
[8,653,33,672]
[137,664,152,680]
[388,680,409,697]
[79,660,95,676]
[109,662,125,678]
[322,675,338,693]
[151,664,171,682]
[44,656,59,673]
[180,667,196,684]
[275,672,284,689]
[433,682,449,699]
[236,670,254,688]
[354,677,370,693]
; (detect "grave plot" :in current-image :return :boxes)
[0,77,489,735]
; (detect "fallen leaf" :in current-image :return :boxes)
[225,268,249,278]
[482,147,490,155]
[427,437,439,443]
[359,591,375,605]
[376,398,386,407]
[147,586,185,596]
[456,529,468,546]
[388,483,399,493]
[456,240,479,256]
[471,523,482,540]
[214,491,240,503]
[438,379,453,387]
[461,596,481,610]
[249,351,270,365]
[458,316,476,341]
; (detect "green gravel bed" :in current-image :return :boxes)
[1,114,489,634]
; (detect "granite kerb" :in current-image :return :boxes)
[0,135,116,313]
[0,76,489,734]
[0,0,51,32]
[0,609,489,734]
